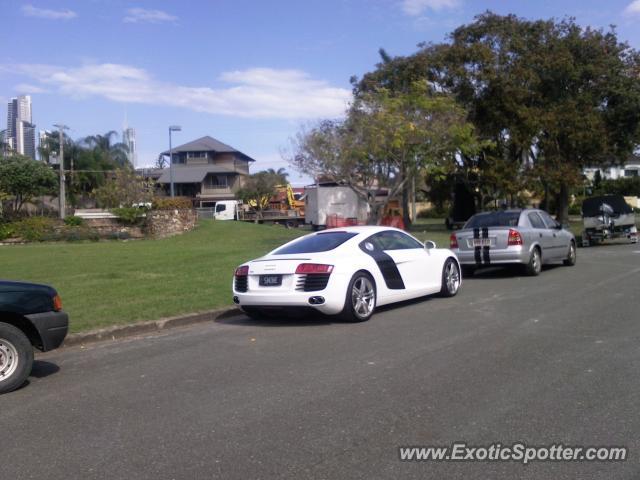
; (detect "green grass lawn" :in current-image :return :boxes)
[0,221,303,333]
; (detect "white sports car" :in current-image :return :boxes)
[232,226,461,322]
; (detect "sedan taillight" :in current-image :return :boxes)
[449,233,458,249]
[508,229,523,246]
[295,263,334,274]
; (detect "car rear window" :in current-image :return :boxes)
[272,231,358,254]
[465,211,521,228]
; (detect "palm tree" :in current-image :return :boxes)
[266,167,289,184]
[83,131,130,167]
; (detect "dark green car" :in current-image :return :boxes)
[0,280,68,394]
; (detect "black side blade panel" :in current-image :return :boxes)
[473,228,482,265]
[358,242,405,290]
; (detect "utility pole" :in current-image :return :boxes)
[53,124,68,219]
[169,125,181,197]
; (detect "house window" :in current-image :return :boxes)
[171,154,184,164]
[187,151,208,159]
[624,169,638,177]
[207,174,229,188]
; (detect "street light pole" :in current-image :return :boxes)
[53,124,68,219]
[168,125,181,197]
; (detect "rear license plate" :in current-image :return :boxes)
[471,238,492,247]
[259,275,282,287]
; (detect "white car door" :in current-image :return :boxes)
[370,231,440,296]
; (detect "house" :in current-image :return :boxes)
[156,136,256,207]
[584,154,640,181]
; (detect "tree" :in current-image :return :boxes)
[265,167,289,184]
[155,154,168,169]
[291,82,480,224]
[353,13,640,222]
[236,171,281,220]
[83,131,130,167]
[92,169,154,208]
[0,155,57,213]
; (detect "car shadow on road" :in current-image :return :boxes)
[215,309,336,327]
[30,360,61,379]
[465,264,563,280]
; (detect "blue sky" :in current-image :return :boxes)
[2,0,640,184]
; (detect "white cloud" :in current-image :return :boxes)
[14,83,49,94]
[22,4,77,20]
[123,8,178,24]
[3,63,351,120]
[624,0,640,15]
[401,0,460,16]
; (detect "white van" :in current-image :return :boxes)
[214,200,239,220]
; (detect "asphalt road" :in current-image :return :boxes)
[2,243,640,479]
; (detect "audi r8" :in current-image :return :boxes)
[232,226,461,322]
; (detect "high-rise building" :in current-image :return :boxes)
[6,95,36,159]
[122,125,137,167]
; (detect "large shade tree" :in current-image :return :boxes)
[356,12,640,222]
[291,81,481,224]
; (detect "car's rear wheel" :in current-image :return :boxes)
[440,258,461,297]
[340,272,376,322]
[524,248,542,276]
[0,322,33,395]
[563,241,577,266]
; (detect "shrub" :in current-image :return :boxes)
[112,207,144,225]
[0,223,16,241]
[64,215,84,227]
[108,231,131,241]
[59,226,100,242]
[417,206,449,219]
[12,216,57,242]
[152,196,193,210]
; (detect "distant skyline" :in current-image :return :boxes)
[2,1,640,184]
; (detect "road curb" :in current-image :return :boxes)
[63,307,243,347]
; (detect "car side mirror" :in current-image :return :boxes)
[424,240,437,250]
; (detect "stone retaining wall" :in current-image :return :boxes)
[145,209,197,238]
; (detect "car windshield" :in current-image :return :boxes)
[465,211,521,228]
[272,231,358,254]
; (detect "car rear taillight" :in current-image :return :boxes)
[295,263,334,274]
[507,229,523,246]
[53,294,63,311]
[449,233,458,249]
[234,265,249,276]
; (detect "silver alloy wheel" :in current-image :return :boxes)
[0,338,19,380]
[445,261,460,294]
[532,249,541,273]
[351,276,375,319]
[569,243,576,263]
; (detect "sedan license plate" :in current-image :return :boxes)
[471,238,492,247]
[259,275,282,287]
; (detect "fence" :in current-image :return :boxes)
[196,208,216,220]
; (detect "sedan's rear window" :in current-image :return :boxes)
[272,231,358,254]
[465,211,521,228]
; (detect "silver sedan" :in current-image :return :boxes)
[450,209,576,276]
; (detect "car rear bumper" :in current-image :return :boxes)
[453,246,530,266]
[233,290,344,315]
[25,311,69,351]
